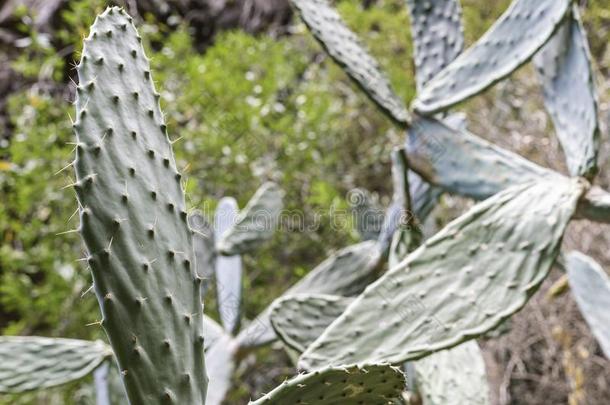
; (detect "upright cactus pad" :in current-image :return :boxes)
[214,197,243,334]
[205,334,238,405]
[566,252,610,358]
[236,240,382,348]
[406,115,560,200]
[249,364,406,404]
[300,179,585,369]
[414,341,490,405]
[0,337,111,393]
[534,6,600,179]
[216,182,284,256]
[270,293,353,353]
[413,0,571,114]
[73,8,206,403]
[406,0,464,90]
[189,211,215,296]
[289,0,410,124]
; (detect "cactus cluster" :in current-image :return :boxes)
[3,0,610,404]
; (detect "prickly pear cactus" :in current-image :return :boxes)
[249,364,406,404]
[270,294,353,353]
[216,182,284,256]
[214,197,243,334]
[406,115,560,200]
[236,240,382,348]
[413,0,571,114]
[289,0,410,124]
[205,334,238,405]
[566,251,610,358]
[72,7,206,404]
[0,337,111,393]
[414,341,490,405]
[189,211,215,296]
[534,6,600,180]
[406,0,464,90]
[300,179,585,369]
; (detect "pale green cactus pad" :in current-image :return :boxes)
[205,334,238,405]
[214,197,243,334]
[73,7,206,403]
[216,182,284,256]
[189,211,215,296]
[236,240,382,348]
[406,0,464,90]
[289,0,410,124]
[249,364,406,404]
[299,179,585,369]
[0,336,112,393]
[534,6,600,179]
[203,314,225,351]
[270,293,353,353]
[413,0,571,114]
[406,115,560,200]
[566,252,610,358]
[414,341,490,405]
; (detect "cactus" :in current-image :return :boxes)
[565,252,610,358]
[414,341,490,405]
[249,364,406,404]
[236,240,382,348]
[214,197,244,334]
[412,0,571,114]
[289,0,410,124]
[270,294,353,353]
[189,211,215,296]
[299,179,585,369]
[72,7,206,403]
[534,6,600,179]
[0,337,112,393]
[216,182,284,256]
[406,0,464,91]
[205,334,238,405]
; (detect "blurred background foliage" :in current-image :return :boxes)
[0,0,608,404]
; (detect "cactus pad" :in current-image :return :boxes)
[0,337,111,393]
[575,186,610,224]
[413,0,571,114]
[270,293,353,353]
[249,364,406,404]
[289,0,410,124]
[414,341,490,405]
[203,314,225,351]
[205,334,238,405]
[406,115,560,200]
[214,197,243,334]
[73,8,206,403]
[406,0,464,90]
[300,179,585,369]
[566,252,610,358]
[534,7,600,179]
[236,240,382,348]
[189,211,215,296]
[216,182,284,256]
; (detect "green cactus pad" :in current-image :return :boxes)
[189,211,215,296]
[406,0,464,90]
[73,7,206,403]
[0,337,112,393]
[414,341,490,405]
[216,182,284,256]
[203,314,225,351]
[534,7,600,179]
[249,364,406,404]
[205,334,238,405]
[299,179,585,369]
[406,115,560,200]
[214,197,243,334]
[290,0,410,124]
[270,294,353,353]
[236,240,382,348]
[413,0,571,114]
[566,252,610,358]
